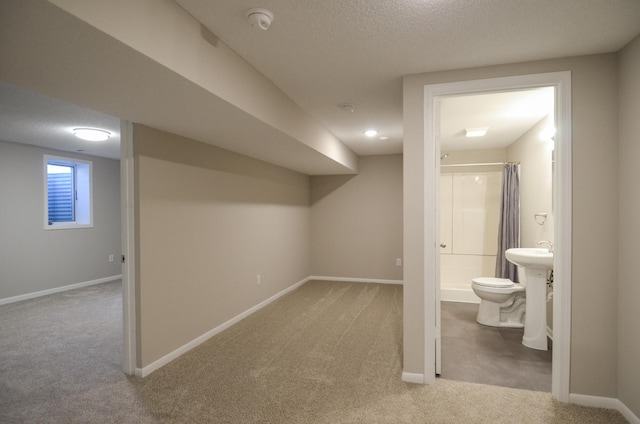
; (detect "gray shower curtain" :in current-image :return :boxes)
[495,163,520,280]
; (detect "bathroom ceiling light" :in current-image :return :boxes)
[465,127,490,138]
[364,129,378,137]
[73,128,111,141]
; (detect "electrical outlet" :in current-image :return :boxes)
[257,275,261,285]
[395,258,402,267]
[109,254,114,263]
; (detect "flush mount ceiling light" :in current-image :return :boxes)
[73,128,111,141]
[465,127,490,138]
[246,8,274,30]
[364,129,378,137]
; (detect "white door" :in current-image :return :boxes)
[434,107,443,375]
[120,120,136,375]
[436,174,453,375]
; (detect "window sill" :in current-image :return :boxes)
[44,224,94,231]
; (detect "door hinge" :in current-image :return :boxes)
[121,255,126,263]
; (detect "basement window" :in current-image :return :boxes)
[44,155,93,229]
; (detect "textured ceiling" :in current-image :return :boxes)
[1,1,639,166]
[0,82,120,159]
[176,0,640,155]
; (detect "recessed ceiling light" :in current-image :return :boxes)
[465,127,490,138]
[73,128,111,141]
[364,129,378,137]
[339,103,355,112]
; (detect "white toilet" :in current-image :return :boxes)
[471,275,526,328]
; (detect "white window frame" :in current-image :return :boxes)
[44,154,93,230]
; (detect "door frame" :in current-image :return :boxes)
[424,72,572,402]
[120,120,137,375]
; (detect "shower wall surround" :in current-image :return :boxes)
[440,170,502,303]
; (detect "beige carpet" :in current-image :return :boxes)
[0,280,628,423]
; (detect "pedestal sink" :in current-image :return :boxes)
[505,247,553,350]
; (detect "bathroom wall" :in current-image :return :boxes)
[507,114,555,333]
[440,166,502,302]
[507,114,555,249]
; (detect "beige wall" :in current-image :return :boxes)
[0,140,121,300]
[134,125,310,367]
[310,155,403,280]
[618,33,640,417]
[44,0,357,174]
[507,115,555,332]
[404,54,619,397]
[507,114,554,249]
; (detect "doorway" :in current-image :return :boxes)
[437,88,555,391]
[424,72,572,401]
[120,120,136,376]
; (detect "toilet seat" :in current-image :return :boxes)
[472,277,515,288]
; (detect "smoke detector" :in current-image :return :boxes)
[246,8,274,30]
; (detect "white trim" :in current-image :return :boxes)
[569,393,619,409]
[136,277,311,378]
[0,275,122,305]
[434,105,443,376]
[424,71,572,399]
[309,276,404,285]
[618,400,640,424]
[120,120,136,376]
[551,71,572,403]
[547,325,554,341]
[569,394,640,424]
[441,288,480,304]
[402,372,425,384]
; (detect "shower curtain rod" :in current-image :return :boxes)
[440,161,519,168]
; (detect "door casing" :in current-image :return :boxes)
[424,72,572,402]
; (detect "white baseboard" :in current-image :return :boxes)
[440,288,480,304]
[137,276,311,378]
[402,372,425,384]
[569,394,640,424]
[617,400,640,424]
[0,275,122,305]
[309,276,403,285]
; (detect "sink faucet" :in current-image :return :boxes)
[537,240,554,253]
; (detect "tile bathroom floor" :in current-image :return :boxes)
[440,301,552,392]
